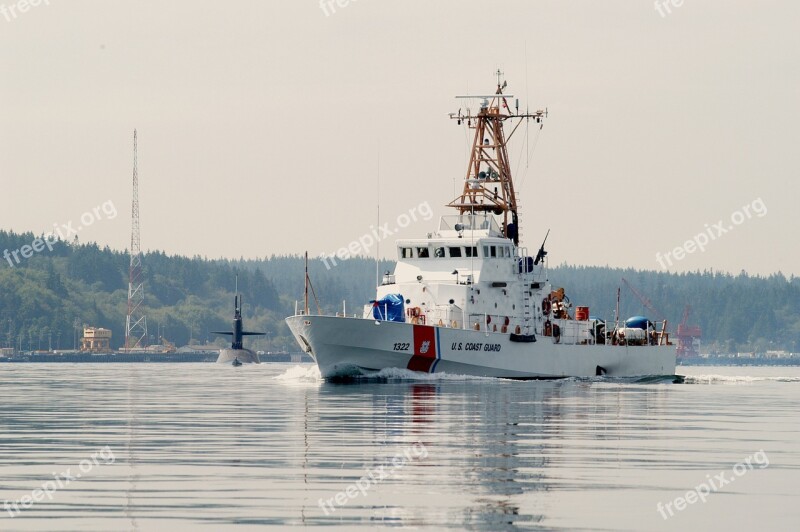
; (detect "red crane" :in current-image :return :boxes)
[676,306,702,358]
[621,278,701,358]
[621,278,666,322]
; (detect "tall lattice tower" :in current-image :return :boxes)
[125,129,147,351]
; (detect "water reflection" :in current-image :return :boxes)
[303,379,577,528]
[0,364,795,530]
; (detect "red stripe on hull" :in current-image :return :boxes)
[408,325,437,372]
[407,355,436,372]
[413,325,436,358]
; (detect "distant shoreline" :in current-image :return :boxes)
[1,355,795,367]
[679,357,800,367]
[0,351,313,363]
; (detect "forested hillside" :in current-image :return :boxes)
[1,230,797,353]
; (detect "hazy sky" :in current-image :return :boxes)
[2,1,798,276]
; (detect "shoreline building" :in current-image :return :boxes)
[80,327,112,353]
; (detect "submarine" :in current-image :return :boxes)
[212,282,264,365]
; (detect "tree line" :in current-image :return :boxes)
[0,229,797,353]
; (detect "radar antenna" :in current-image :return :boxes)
[448,73,547,245]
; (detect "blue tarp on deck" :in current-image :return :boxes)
[372,294,405,322]
[625,316,653,330]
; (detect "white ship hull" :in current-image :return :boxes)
[286,315,676,379]
[287,81,681,381]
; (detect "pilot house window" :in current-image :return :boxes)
[449,247,462,258]
[417,247,430,258]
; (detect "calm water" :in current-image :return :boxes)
[0,364,798,531]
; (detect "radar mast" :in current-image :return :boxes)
[448,70,546,244]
